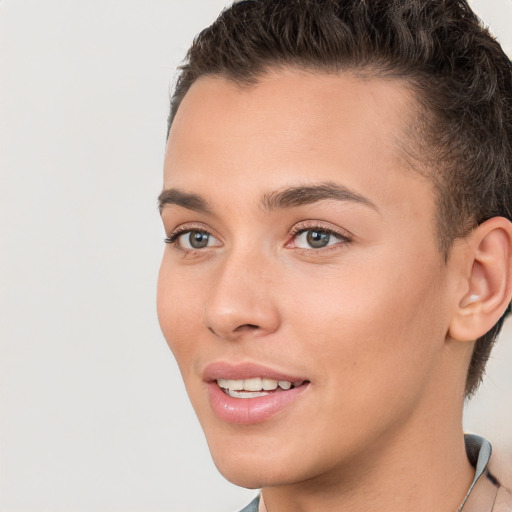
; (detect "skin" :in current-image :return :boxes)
[158,70,478,512]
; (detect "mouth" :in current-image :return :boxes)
[216,377,307,398]
[204,362,310,424]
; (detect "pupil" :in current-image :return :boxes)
[306,230,329,248]
[189,231,209,248]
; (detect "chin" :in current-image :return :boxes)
[215,465,269,490]
[203,425,317,489]
[211,452,301,489]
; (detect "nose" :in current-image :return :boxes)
[202,250,281,341]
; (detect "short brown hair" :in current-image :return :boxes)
[168,0,512,397]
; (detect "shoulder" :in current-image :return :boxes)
[488,447,512,511]
[465,435,512,512]
[493,486,512,512]
[237,495,260,512]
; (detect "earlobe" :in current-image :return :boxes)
[448,217,512,342]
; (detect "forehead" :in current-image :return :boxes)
[167,69,418,173]
[170,69,416,143]
[164,69,433,226]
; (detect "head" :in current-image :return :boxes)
[166,0,512,398]
[157,0,512,491]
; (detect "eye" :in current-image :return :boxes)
[181,231,212,249]
[288,225,350,250]
[294,229,343,249]
[166,229,221,250]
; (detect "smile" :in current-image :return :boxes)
[216,377,306,398]
[204,363,310,424]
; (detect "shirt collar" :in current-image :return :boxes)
[458,434,500,512]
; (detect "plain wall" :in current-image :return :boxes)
[1,1,511,511]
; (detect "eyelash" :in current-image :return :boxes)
[164,223,352,253]
[164,224,210,245]
[287,223,352,252]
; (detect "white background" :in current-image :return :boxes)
[1,1,511,511]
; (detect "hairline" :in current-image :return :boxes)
[168,64,455,257]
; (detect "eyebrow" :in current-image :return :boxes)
[260,182,378,212]
[158,189,212,215]
[158,182,378,215]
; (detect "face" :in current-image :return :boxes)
[158,70,456,489]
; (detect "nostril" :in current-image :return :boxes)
[234,324,259,332]
[207,323,259,339]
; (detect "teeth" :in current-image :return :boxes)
[216,377,300,393]
[227,390,270,399]
[262,378,278,390]
[244,377,263,391]
[217,378,243,390]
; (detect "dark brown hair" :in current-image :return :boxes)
[168,0,512,397]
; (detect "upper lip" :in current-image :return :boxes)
[203,361,308,383]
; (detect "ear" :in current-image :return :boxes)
[448,217,512,342]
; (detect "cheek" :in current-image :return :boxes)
[156,259,203,371]
[269,255,448,468]
[286,252,447,396]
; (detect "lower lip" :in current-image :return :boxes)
[207,382,309,424]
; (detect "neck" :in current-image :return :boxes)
[261,406,474,512]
